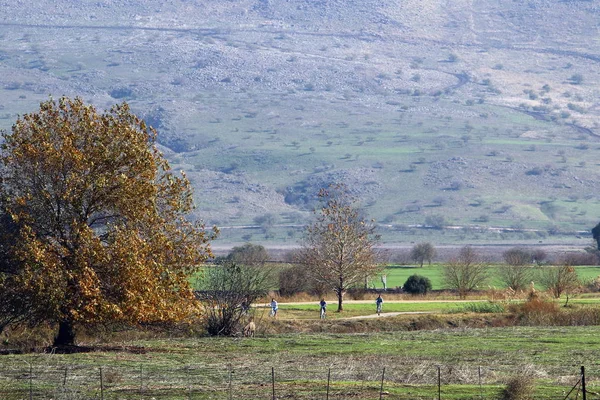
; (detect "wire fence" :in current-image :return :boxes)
[0,362,597,399]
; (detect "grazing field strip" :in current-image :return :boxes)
[2,326,600,398]
[0,361,592,399]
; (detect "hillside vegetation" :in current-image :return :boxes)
[1,0,599,246]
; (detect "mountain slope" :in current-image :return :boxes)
[0,0,599,246]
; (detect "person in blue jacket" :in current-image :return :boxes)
[376,294,383,315]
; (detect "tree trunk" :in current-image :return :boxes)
[337,290,344,312]
[54,320,76,346]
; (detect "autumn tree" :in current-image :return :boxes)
[0,97,216,346]
[410,242,437,267]
[443,246,488,299]
[297,184,380,311]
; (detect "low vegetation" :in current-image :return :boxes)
[1,322,597,398]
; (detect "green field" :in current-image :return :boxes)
[369,264,600,291]
[275,300,466,319]
[1,326,598,399]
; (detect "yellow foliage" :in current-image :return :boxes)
[0,97,216,336]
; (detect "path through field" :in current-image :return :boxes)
[258,299,486,320]
[342,311,431,319]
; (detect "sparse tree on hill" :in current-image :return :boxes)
[0,97,216,346]
[411,242,437,268]
[297,184,380,311]
[425,214,446,229]
[443,246,488,299]
[254,213,277,235]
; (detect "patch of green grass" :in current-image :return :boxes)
[277,300,464,319]
[2,326,599,399]
[372,264,446,289]
[449,301,507,313]
[370,265,600,291]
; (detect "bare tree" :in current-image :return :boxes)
[443,246,488,299]
[297,184,380,311]
[538,264,579,299]
[411,242,437,267]
[198,262,275,336]
[499,248,534,291]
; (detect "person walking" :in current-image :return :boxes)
[319,298,327,319]
[270,298,278,318]
[376,294,383,315]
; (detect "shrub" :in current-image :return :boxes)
[510,298,559,325]
[499,375,535,400]
[403,274,432,295]
[425,214,446,229]
[568,73,583,85]
[279,264,311,296]
[559,252,598,266]
[459,302,505,313]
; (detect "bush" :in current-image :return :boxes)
[499,375,535,400]
[457,302,506,313]
[279,264,327,297]
[559,252,598,266]
[403,274,432,295]
[510,298,559,326]
[278,264,310,296]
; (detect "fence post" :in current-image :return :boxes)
[437,366,441,400]
[63,366,68,387]
[581,366,587,400]
[140,365,144,399]
[379,367,386,400]
[29,364,33,400]
[228,365,233,400]
[478,366,482,398]
[326,368,330,400]
[187,367,192,400]
[271,367,275,400]
[100,367,104,400]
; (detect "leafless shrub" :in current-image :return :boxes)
[499,374,535,400]
[103,368,122,384]
[559,252,597,266]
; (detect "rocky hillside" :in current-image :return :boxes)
[0,0,599,246]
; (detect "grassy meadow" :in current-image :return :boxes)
[367,264,600,291]
[2,325,599,399]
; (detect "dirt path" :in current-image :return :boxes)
[341,311,431,320]
[274,299,484,306]
[256,299,474,320]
